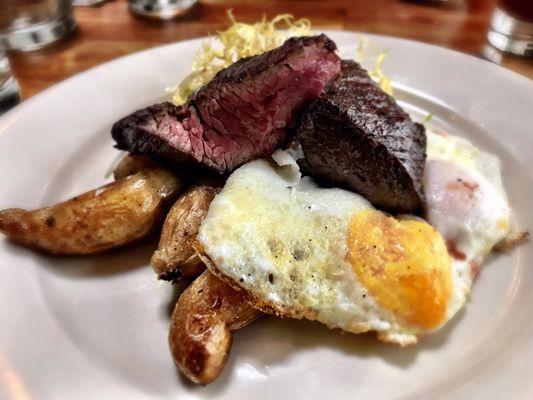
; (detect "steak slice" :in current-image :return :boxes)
[112,35,340,174]
[297,60,426,213]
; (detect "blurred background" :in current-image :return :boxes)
[0,0,532,112]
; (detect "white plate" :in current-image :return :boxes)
[1,31,532,400]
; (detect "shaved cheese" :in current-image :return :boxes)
[356,37,393,96]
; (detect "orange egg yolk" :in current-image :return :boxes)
[346,210,452,330]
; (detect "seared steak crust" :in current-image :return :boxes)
[297,60,426,213]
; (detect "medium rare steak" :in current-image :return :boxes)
[112,35,340,174]
[297,60,426,213]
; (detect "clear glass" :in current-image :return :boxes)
[0,46,20,115]
[128,0,197,20]
[0,0,77,51]
[488,1,533,57]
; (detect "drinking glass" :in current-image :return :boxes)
[0,0,77,51]
[0,46,20,115]
[128,0,197,19]
[488,0,533,57]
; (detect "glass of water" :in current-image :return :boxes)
[0,46,20,115]
[128,0,197,19]
[0,0,77,51]
[488,0,533,57]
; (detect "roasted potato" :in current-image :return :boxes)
[113,153,159,180]
[0,168,182,254]
[169,270,261,384]
[151,184,218,281]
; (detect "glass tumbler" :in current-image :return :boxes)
[0,0,77,51]
[0,46,20,115]
[488,0,533,57]
[128,0,197,19]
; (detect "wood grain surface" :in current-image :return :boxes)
[6,0,533,99]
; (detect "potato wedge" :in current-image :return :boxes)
[113,153,159,180]
[169,270,261,384]
[152,184,218,281]
[0,168,182,254]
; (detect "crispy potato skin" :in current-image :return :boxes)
[113,154,159,180]
[169,270,261,385]
[0,168,182,254]
[152,184,218,281]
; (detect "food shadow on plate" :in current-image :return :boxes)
[164,279,192,318]
[7,236,159,278]
[186,306,467,396]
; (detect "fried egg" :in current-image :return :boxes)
[197,129,512,345]
[424,129,512,314]
[425,128,511,263]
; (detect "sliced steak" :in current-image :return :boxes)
[297,60,426,213]
[112,35,340,174]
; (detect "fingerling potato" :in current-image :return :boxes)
[169,270,261,384]
[0,168,182,254]
[113,153,159,180]
[152,184,218,281]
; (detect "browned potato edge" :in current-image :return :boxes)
[152,184,219,281]
[169,269,261,384]
[0,168,182,255]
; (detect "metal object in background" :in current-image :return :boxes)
[0,46,20,115]
[488,0,533,57]
[72,0,108,6]
[0,0,77,52]
[128,0,197,19]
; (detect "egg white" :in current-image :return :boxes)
[426,128,511,261]
[424,129,512,318]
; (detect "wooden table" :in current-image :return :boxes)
[7,0,533,99]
